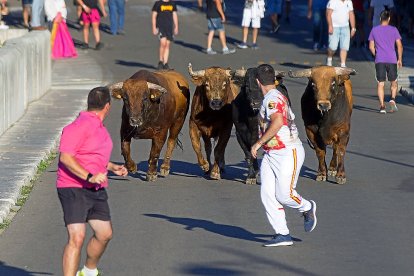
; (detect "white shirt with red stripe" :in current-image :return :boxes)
[259,88,302,152]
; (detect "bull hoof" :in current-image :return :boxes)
[316,174,327,181]
[245,177,257,185]
[336,176,346,185]
[200,163,210,173]
[126,162,137,173]
[210,171,221,180]
[160,165,170,177]
[328,169,337,177]
[146,173,158,182]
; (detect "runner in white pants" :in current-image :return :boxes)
[251,64,317,247]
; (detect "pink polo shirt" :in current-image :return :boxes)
[56,111,113,189]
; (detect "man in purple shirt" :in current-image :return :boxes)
[368,9,403,114]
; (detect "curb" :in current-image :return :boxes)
[400,87,414,104]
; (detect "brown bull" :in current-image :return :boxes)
[289,66,356,184]
[108,70,190,181]
[188,63,239,180]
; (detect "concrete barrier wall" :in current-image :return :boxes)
[0,30,51,136]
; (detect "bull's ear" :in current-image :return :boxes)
[190,76,206,86]
[337,74,350,84]
[149,89,163,102]
[107,82,124,99]
[111,89,124,99]
[188,63,206,86]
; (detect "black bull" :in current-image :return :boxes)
[231,68,290,185]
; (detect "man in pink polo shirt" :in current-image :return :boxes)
[56,87,127,276]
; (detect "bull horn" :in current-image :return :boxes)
[188,63,205,77]
[334,67,357,76]
[231,68,247,78]
[147,82,167,94]
[288,69,312,78]
[107,82,123,92]
[275,71,286,78]
[107,82,124,99]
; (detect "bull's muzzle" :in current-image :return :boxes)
[210,99,223,110]
[317,101,331,112]
[129,117,143,127]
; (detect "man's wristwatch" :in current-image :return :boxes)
[351,28,356,32]
[86,173,93,183]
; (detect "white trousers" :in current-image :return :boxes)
[260,145,311,235]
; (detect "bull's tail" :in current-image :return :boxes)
[175,133,184,151]
[307,138,315,150]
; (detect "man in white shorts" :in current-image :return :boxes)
[251,64,317,247]
[237,0,265,49]
[326,0,356,67]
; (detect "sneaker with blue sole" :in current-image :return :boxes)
[263,234,293,247]
[303,200,317,232]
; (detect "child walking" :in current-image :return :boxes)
[152,0,178,70]
[77,0,106,50]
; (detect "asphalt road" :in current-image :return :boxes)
[0,0,413,275]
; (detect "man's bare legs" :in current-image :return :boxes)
[159,37,170,65]
[340,49,348,67]
[218,30,227,49]
[62,220,112,276]
[85,220,113,270]
[252,28,258,44]
[63,223,86,276]
[242,26,248,43]
[377,81,385,108]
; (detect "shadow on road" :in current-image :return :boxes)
[143,213,283,243]
[115,60,157,69]
[125,160,248,182]
[0,261,52,276]
[174,40,205,53]
[177,246,320,276]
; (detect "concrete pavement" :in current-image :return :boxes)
[0,52,105,224]
[1,0,412,224]
[0,0,413,274]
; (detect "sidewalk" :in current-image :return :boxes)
[0,52,104,223]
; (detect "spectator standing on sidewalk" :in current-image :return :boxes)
[307,0,328,51]
[21,0,32,29]
[236,0,265,50]
[265,0,282,33]
[368,0,394,27]
[251,64,317,247]
[205,0,236,55]
[368,9,403,113]
[152,0,178,69]
[326,0,356,67]
[77,0,107,50]
[351,0,366,48]
[108,0,125,35]
[56,87,128,276]
[31,0,47,30]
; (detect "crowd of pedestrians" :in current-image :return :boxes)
[1,0,410,101]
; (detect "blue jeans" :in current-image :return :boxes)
[108,0,125,34]
[312,9,327,46]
